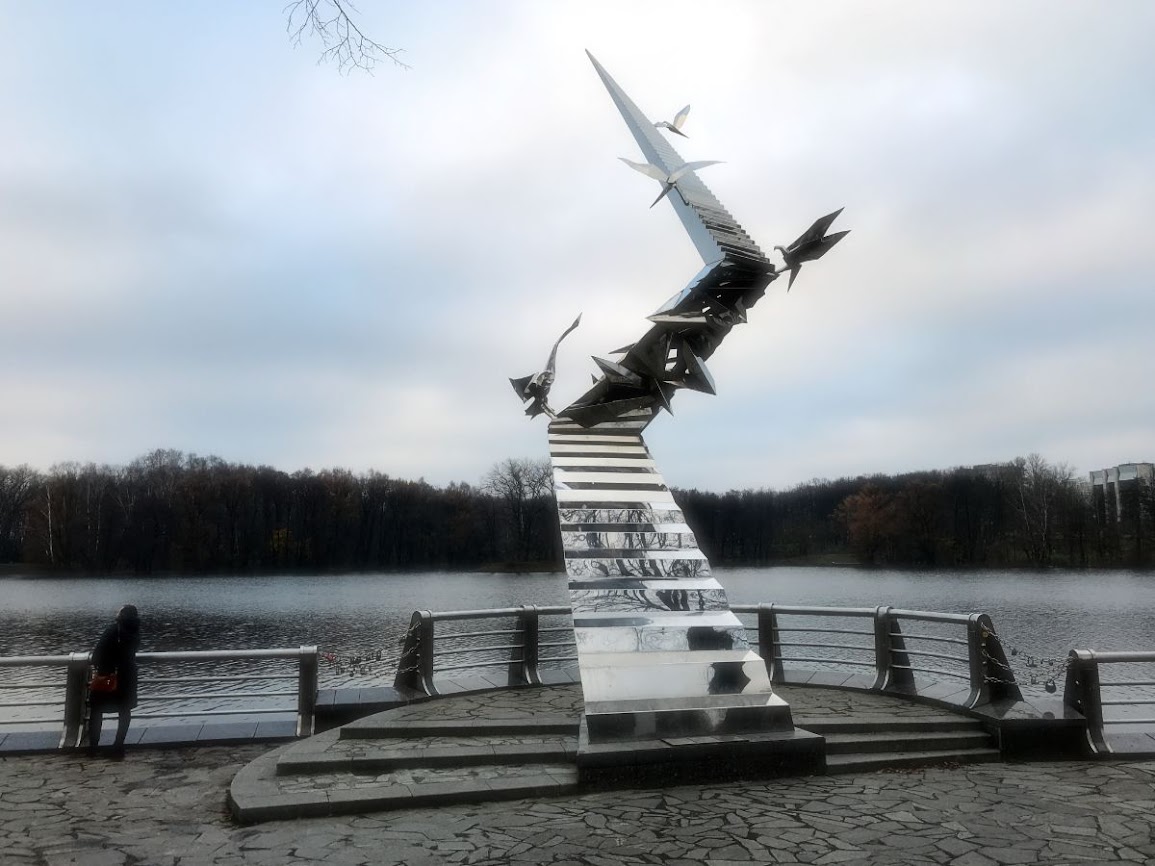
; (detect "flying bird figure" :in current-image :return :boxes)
[774,208,850,290]
[655,104,691,138]
[619,158,723,208]
[509,314,582,419]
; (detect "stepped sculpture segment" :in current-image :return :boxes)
[513,53,847,775]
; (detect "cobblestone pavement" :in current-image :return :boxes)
[4,743,1155,865]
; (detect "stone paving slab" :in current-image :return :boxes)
[4,743,1155,864]
[226,683,1013,824]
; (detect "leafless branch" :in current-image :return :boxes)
[285,0,408,74]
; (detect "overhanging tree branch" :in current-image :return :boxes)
[284,0,408,73]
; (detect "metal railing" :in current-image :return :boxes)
[1065,649,1155,754]
[0,603,1055,746]
[394,605,576,696]
[731,604,1021,708]
[391,602,1020,709]
[0,655,80,747]
[0,647,318,748]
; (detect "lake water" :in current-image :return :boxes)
[3,567,1154,725]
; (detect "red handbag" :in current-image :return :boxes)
[90,672,118,693]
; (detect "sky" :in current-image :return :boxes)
[1,2,1152,492]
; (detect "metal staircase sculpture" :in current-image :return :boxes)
[513,53,847,778]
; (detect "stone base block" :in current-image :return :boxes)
[585,692,794,741]
[577,717,824,786]
[970,697,1090,759]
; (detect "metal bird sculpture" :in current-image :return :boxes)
[508,314,582,419]
[619,157,723,208]
[774,208,850,290]
[655,104,691,138]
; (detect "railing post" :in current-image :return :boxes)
[1065,650,1109,754]
[61,651,90,749]
[393,610,438,696]
[888,612,915,692]
[510,605,542,687]
[872,605,914,691]
[297,646,318,738]
[758,604,783,683]
[967,613,1021,708]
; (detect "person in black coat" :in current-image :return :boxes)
[87,604,141,757]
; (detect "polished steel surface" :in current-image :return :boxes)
[564,558,711,579]
[560,530,699,550]
[509,314,581,419]
[549,410,781,738]
[570,588,730,613]
[575,624,750,654]
[535,55,847,427]
[655,103,691,138]
[505,54,851,744]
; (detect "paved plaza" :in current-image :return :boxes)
[3,739,1155,865]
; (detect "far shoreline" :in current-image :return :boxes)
[3,557,1153,579]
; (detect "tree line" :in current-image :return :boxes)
[0,451,1151,574]
[0,451,557,574]
[680,454,1154,569]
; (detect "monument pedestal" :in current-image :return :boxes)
[577,719,825,786]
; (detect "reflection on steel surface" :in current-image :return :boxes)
[507,54,848,743]
[575,624,751,654]
[570,588,729,613]
[559,530,699,550]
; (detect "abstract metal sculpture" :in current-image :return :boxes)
[775,208,849,291]
[654,104,691,138]
[508,314,582,419]
[619,157,723,209]
[512,52,847,778]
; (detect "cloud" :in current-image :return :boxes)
[1,2,1152,491]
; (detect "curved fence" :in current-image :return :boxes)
[393,605,576,696]
[390,603,1020,709]
[3,604,1153,755]
[731,604,1021,709]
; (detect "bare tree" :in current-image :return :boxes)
[285,0,408,73]
[0,464,38,562]
[482,458,554,562]
[1009,454,1076,566]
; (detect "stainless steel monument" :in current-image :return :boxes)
[512,53,847,780]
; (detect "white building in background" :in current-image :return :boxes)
[1089,463,1154,523]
